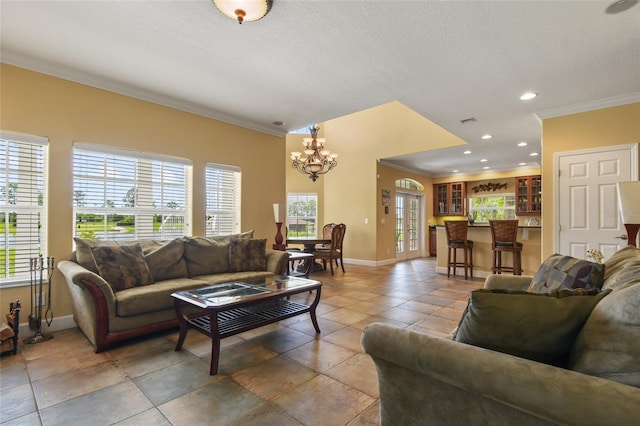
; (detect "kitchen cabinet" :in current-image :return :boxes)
[516,175,542,215]
[433,182,466,216]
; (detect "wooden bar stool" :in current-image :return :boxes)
[489,220,523,275]
[444,220,473,279]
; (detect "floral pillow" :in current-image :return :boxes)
[528,254,605,293]
[91,243,154,292]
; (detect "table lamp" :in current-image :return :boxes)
[617,181,640,247]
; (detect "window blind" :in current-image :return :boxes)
[73,144,192,242]
[0,132,48,286]
[205,163,241,236]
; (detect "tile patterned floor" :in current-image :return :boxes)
[0,258,483,426]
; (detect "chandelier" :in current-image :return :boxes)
[290,125,338,182]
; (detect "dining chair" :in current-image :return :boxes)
[318,223,336,249]
[314,223,346,275]
[489,220,523,275]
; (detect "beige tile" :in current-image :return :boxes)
[226,402,302,426]
[114,408,172,426]
[112,338,195,378]
[26,345,109,381]
[32,360,127,409]
[348,400,380,426]
[216,340,278,375]
[285,316,345,337]
[232,356,318,400]
[273,375,375,426]
[319,307,369,326]
[376,306,426,324]
[326,353,379,398]
[284,339,356,372]
[323,326,366,353]
[249,327,317,354]
[0,382,37,423]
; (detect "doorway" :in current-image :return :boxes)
[556,143,638,259]
[395,193,423,261]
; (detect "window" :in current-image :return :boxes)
[205,163,241,236]
[469,194,516,223]
[73,143,192,241]
[287,193,317,238]
[0,132,48,286]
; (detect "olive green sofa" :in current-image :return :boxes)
[362,245,640,425]
[59,233,288,352]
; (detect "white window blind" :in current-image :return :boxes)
[73,143,192,241]
[0,132,48,286]
[205,163,241,236]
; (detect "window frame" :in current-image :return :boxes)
[468,193,516,223]
[205,162,241,237]
[0,131,48,287]
[72,142,192,242]
[286,193,318,239]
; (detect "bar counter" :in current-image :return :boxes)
[435,225,541,278]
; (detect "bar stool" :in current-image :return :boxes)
[445,220,473,279]
[489,220,523,275]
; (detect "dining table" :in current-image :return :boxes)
[285,238,332,272]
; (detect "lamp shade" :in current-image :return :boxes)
[617,181,640,224]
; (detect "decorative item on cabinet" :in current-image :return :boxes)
[433,182,467,216]
[515,175,542,216]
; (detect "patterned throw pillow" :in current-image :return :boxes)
[91,243,154,292]
[74,238,120,273]
[454,288,610,366]
[528,254,605,293]
[228,238,267,272]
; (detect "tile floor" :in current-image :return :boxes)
[0,258,483,426]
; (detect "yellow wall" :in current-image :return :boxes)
[541,103,640,258]
[0,64,285,322]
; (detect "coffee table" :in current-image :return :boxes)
[171,276,322,375]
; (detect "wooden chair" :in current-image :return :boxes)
[445,220,473,279]
[318,223,336,249]
[314,223,346,275]
[489,220,523,275]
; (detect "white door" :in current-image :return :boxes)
[395,193,422,261]
[556,144,638,260]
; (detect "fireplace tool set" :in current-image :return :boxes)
[26,255,54,344]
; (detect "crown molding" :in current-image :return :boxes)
[1,52,287,138]
[536,92,640,120]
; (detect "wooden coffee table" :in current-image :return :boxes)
[171,276,322,375]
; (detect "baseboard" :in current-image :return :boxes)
[435,266,492,279]
[17,314,77,337]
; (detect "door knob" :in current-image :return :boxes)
[615,235,628,240]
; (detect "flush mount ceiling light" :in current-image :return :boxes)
[518,162,527,166]
[480,159,488,162]
[606,0,638,14]
[517,141,528,147]
[213,0,272,24]
[530,152,539,156]
[520,92,538,101]
[481,134,492,140]
[463,150,472,154]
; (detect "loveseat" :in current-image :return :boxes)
[59,232,288,352]
[362,245,640,425]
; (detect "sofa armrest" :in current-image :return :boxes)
[58,260,117,351]
[266,250,288,275]
[362,323,640,426]
[483,273,533,290]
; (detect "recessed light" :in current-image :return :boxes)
[520,92,538,101]
[481,134,492,140]
[517,142,528,147]
[518,162,527,166]
[463,150,472,154]
[483,166,490,170]
[530,152,539,156]
[606,0,639,14]
[272,121,284,126]
[480,159,488,162]
[452,169,459,173]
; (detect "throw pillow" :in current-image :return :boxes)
[91,243,154,292]
[182,237,230,276]
[145,238,188,281]
[528,253,605,293]
[454,288,611,366]
[603,245,640,287]
[569,281,640,387]
[74,238,119,273]
[228,238,267,272]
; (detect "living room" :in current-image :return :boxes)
[1,1,640,424]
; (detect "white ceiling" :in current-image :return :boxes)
[1,0,639,177]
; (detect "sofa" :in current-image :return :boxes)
[59,232,288,352]
[362,245,640,425]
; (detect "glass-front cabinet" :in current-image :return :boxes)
[516,175,542,215]
[433,182,467,216]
